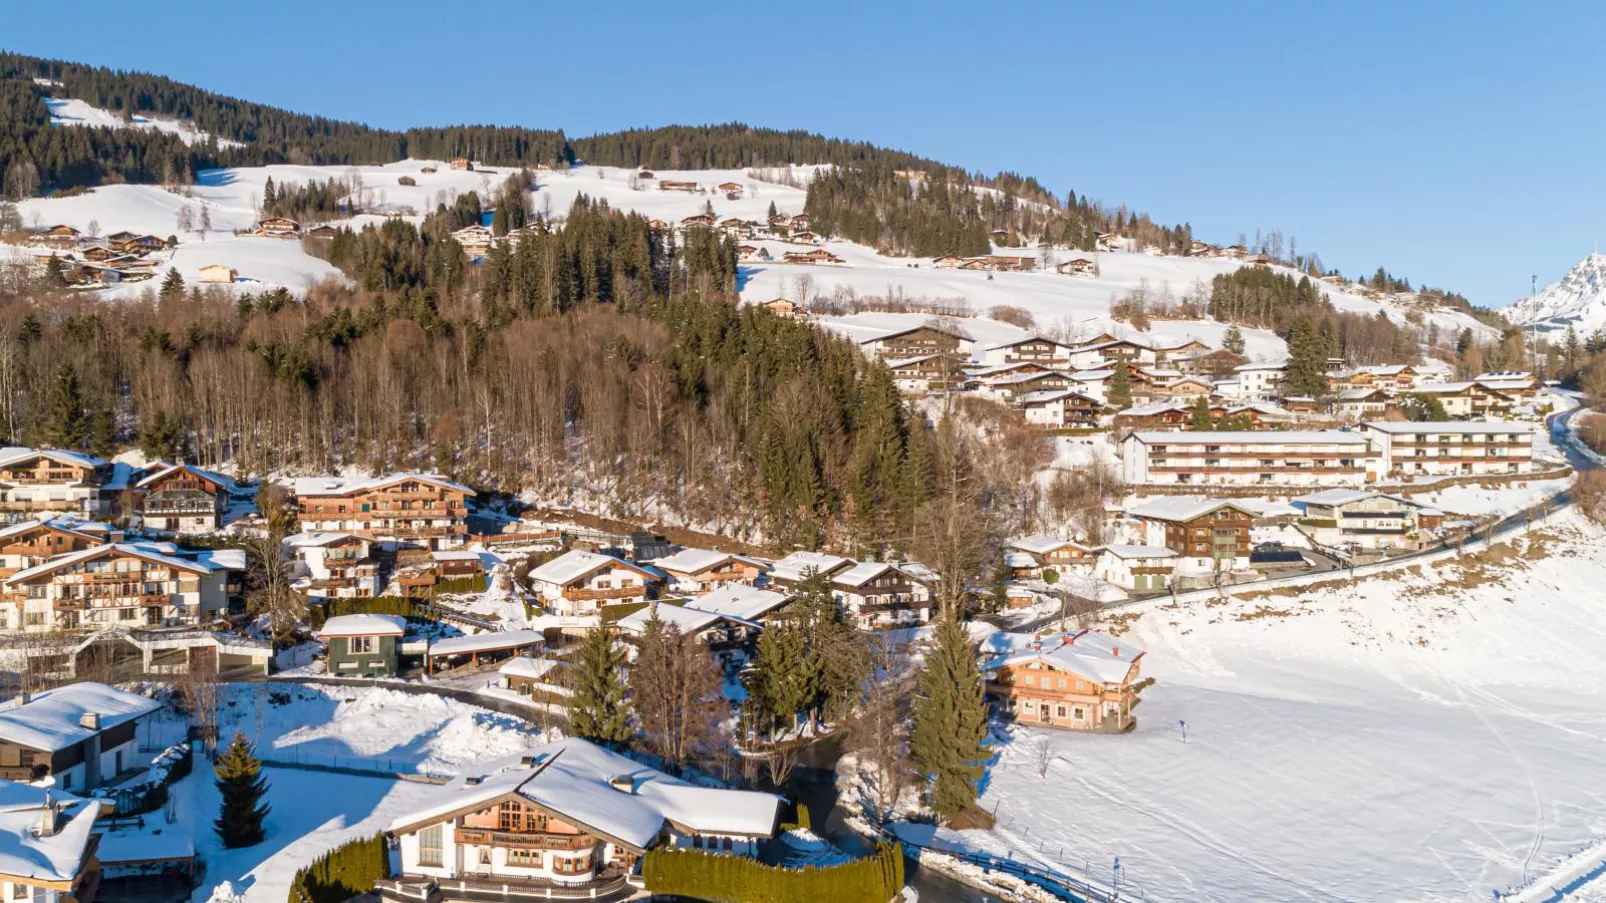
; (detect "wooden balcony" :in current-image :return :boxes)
[376,871,629,903]
[560,585,646,602]
[455,828,597,851]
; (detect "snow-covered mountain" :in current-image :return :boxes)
[1499,252,1606,334]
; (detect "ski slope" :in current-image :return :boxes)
[46,96,244,148]
[951,514,1606,902]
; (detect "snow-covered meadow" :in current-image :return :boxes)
[944,513,1606,902]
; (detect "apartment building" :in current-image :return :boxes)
[831,561,935,627]
[978,336,1076,368]
[1124,497,1254,576]
[1120,431,1372,488]
[0,542,237,633]
[1357,421,1534,478]
[292,473,474,548]
[1292,489,1435,551]
[286,532,382,600]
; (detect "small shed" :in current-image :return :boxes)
[319,613,407,677]
[197,264,237,284]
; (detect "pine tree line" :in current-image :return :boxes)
[286,832,389,903]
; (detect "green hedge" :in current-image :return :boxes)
[431,575,485,596]
[643,841,904,903]
[600,601,651,624]
[287,832,389,903]
[310,597,419,628]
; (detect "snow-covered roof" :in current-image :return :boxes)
[768,551,853,584]
[648,548,766,577]
[1130,430,1367,445]
[4,543,213,586]
[0,781,99,882]
[833,561,915,588]
[1412,381,1475,394]
[1009,534,1087,555]
[198,548,247,571]
[499,656,563,681]
[1005,550,1038,569]
[1017,389,1096,406]
[431,550,482,563]
[1338,388,1388,401]
[389,738,781,849]
[984,335,1071,351]
[133,461,233,491]
[288,472,474,498]
[1234,361,1288,372]
[428,629,546,657]
[1126,497,1253,523]
[0,520,100,543]
[1359,421,1533,435]
[1120,402,1189,417]
[284,531,364,548]
[979,630,1144,685]
[616,602,730,636]
[1291,488,1381,506]
[0,683,161,752]
[683,584,792,621]
[1098,544,1177,560]
[528,550,654,587]
[0,447,107,472]
[1067,369,1115,381]
[318,613,407,638]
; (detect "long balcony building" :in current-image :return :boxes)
[1121,430,1372,488]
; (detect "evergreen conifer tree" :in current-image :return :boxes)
[908,616,989,821]
[160,267,185,301]
[1222,324,1245,355]
[1108,362,1132,410]
[1283,315,1330,397]
[213,732,270,848]
[568,626,633,748]
[1190,395,1213,430]
[767,200,778,219]
[43,255,66,287]
[45,363,87,449]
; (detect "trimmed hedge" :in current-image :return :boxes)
[309,596,419,628]
[599,600,651,624]
[643,841,905,903]
[431,575,485,596]
[287,832,388,903]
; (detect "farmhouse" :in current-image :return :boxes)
[291,473,474,549]
[0,681,159,791]
[527,550,661,617]
[658,180,698,192]
[716,182,743,195]
[449,158,473,171]
[384,739,780,895]
[780,249,843,265]
[981,630,1144,732]
[36,225,80,247]
[135,461,233,533]
[1121,430,1372,488]
[1057,258,1096,276]
[253,216,300,237]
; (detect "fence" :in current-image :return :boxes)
[886,824,1134,903]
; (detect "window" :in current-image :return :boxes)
[418,824,443,866]
[553,853,593,875]
[507,848,541,866]
[9,882,32,900]
[349,636,375,655]
[1074,707,1085,720]
[1057,706,1068,718]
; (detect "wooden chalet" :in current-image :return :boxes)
[981,631,1144,732]
[1057,258,1096,276]
[136,462,232,533]
[449,158,474,171]
[197,264,237,284]
[658,180,698,192]
[860,324,974,360]
[254,216,301,237]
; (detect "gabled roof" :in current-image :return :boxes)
[683,584,793,621]
[979,630,1144,685]
[768,551,854,584]
[1337,388,1390,401]
[1125,497,1255,523]
[1009,534,1088,556]
[4,542,214,586]
[319,613,407,638]
[528,550,657,587]
[134,461,234,491]
[862,323,974,345]
[0,683,161,752]
[0,447,107,472]
[1234,361,1288,373]
[1097,544,1178,560]
[984,335,1073,352]
[1129,430,1367,445]
[289,473,474,498]
[1017,389,1098,406]
[0,781,99,883]
[833,561,927,588]
[0,520,101,546]
[616,601,742,636]
[284,531,366,549]
[1359,421,1532,435]
[388,739,781,849]
[648,548,767,578]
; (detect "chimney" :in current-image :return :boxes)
[464,776,482,786]
[79,712,100,731]
[1112,647,1120,657]
[609,775,635,794]
[1031,634,1042,652]
[519,755,537,768]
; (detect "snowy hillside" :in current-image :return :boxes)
[46,96,243,148]
[1499,252,1606,335]
[950,514,1606,903]
[7,157,1499,355]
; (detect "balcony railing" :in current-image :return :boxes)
[456,828,598,851]
[561,585,646,602]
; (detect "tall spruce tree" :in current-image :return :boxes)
[742,621,810,741]
[1108,361,1132,410]
[1222,324,1245,355]
[1190,395,1213,430]
[213,732,271,848]
[160,266,185,301]
[1283,315,1330,397]
[45,363,87,449]
[909,616,989,821]
[568,626,633,748]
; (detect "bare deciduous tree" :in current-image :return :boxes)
[243,525,304,648]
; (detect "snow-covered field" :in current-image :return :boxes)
[46,96,243,148]
[945,513,1606,902]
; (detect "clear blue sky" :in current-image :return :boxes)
[7,0,1605,308]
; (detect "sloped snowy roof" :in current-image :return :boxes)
[1120,402,1189,417]
[0,520,100,544]
[1292,488,1381,506]
[4,543,213,586]
[1338,388,1388,401]
[1017,389,1095,406]
[319,614,407,638]
[616,602,727,636]
[499,657,563,681]
[979,629,1144,685]
[288,472,474,498]
[1130,430,1366,445]
[1360,421,1533,435]
[683,584,792,621]
[528,550,654,586]
[389,738,780,849]
[284,531,364,548]
[1412,381,1475,394]
[428,629,546,657]
[0,683,161,752]
[0,447,107,472]
[0,781,100,882]
[1126,497,1253,523]
[1234,361,1288,372]
[768,551,853,584]
[1097,544,1178,560]
[133,461,234,491]
[648,548,766,577]
[1009,534,1087,555]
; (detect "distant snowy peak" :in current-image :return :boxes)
[1499,252,1606,334]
